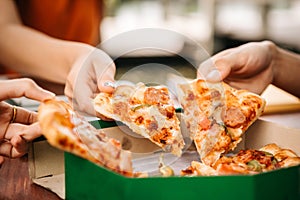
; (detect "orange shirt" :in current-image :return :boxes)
[0,0,104,74]
[15,0,104,46]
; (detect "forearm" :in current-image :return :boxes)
[270,42,300,98]
[0,24,92,84]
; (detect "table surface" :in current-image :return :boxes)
[1,111,299,199]
[0,156,61,200]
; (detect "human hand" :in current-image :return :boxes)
[198,41,275,94]
[64,47,116,116]
[0,78,54,165]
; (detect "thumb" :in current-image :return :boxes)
[98,77,115,93]
[96,62,116,93]
[199,56,232,82]
[88,48,116,93]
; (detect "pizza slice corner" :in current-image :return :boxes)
[177,78,266,166]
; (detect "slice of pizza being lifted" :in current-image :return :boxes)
[93,82,185,156]
[38,99,133,176]
[177,79,266,166]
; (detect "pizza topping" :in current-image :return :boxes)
[210,89,221,100]
[246,160,264,172]
[144,87,170,105]
[223,106,246,128]
[114,85,135,99]
[199,116,211,130]
[131,104,151,112]
[158,106,175,119]
[152,128,172,144]
[134,116,144,125]
[186,91,195,101]
[232,149,277,171]
[145,118,158,132]
[182,144,300,176]
[181,166,195,176]
[113,102,130,122]
[158,154,174,177]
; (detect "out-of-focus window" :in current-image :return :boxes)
[215,0,300,50]
[101,0,215,55]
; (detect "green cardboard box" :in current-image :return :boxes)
[65,120,300,200]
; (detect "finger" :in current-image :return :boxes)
[65,69,96,115]
[0,141,26,158]
[198,58,223,82]
[4,122,42,141]
[64,78,75,103]
[225,67,272,94]
[0,141,13,158]
[0,101,14,125]
[211,56,233,80]
[0,78,55,101]
[10,135,28,155]
[97,65,116,93]
[0,156,4,167]
[10,105,37,124]
[93,51,116,93]
[0,123,40,158]
[199,53,238,82]
[197,48,231,78]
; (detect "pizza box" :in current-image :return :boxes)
[64,119,300,200]
[29,119,300,200]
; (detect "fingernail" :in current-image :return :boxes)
[47,91,56,97]
[103,81,115,88]
[44,91,56,99]
[206,70,221,82]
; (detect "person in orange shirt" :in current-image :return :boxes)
[0,0,115,115]
[0,78,54,166]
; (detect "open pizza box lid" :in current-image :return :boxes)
[28,119,300,200]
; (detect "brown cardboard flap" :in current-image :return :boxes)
[246,120,300,155]
[32,174,65,199]
[28,140,65,199]
[262,84,300,114]
[29,141,64,178]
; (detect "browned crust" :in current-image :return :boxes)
[38,99,133,176]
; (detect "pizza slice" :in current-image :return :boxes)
[93,82,185,156]
[181,143,300,176]
[38,99,133,176]
[177,79,266,166]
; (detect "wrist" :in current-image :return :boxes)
[262,40,278,85]
[63,42,95,73]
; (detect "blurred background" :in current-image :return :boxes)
[100,0,300,78]
[100,0,300,116]
[101,0,300,54]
